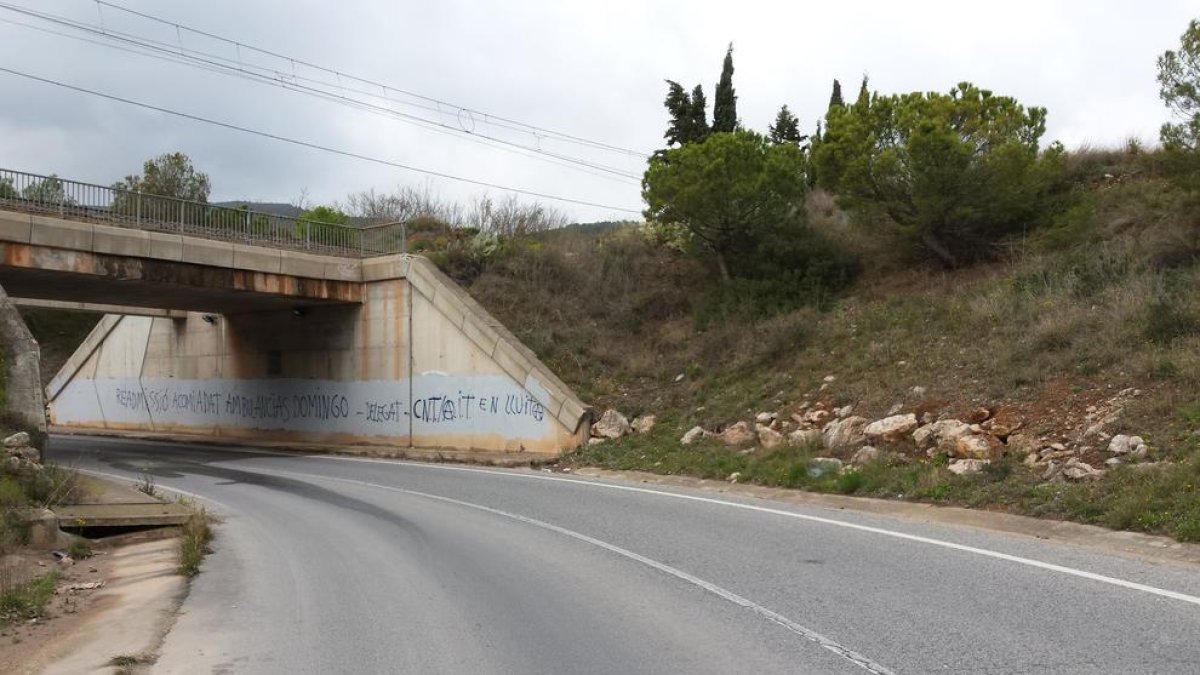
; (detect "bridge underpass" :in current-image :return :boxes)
[0,171,589,459]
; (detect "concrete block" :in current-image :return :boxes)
[361,255,407,282]
[406,266,436,301]
[324,259,362,282]
[30,216,93,250]
[147,232,184,261]
[279,252,326,279]
[491,339,532,384]
[181,238,234,268]
[232,244,282,274]
[557,398,590,432]
[461,314,501,355]
[93,226,151,257]
[0,211,31,243]
[431,287,468,327]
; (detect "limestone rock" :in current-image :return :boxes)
[947,458,989,475]
[788,428,822,447]
[631,415,657,434]
[1006,433,1040,457]
[808,457,843,477]
[728,472,741,483]
[587,437,607,446]
[926,420,972,454]
[756,424,786,449]
[950,434,1000,460]
[3,431,30,448]
[834,405,855,419]
[863,414,918,445]
[850,446,881,465]
[593,410,631,439]
[719,421,756,446]
[912,424,935,449]
[822,416,868,449]
[1062,459,1104,481]
[680,426,708,445]
[755,411,776,424]
[803,409,832,427]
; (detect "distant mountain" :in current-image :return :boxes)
[212,201,305,218]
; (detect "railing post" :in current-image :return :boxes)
[178,199,184,232]
[136,191,142,227]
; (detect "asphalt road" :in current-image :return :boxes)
[49,436,1200,674]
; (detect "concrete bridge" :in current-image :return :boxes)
[0,169,590,460]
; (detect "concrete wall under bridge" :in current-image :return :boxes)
[45,256,591,461]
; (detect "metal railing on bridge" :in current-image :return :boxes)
[0,168,407,258]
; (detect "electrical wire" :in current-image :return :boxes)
[91,0,651,158]
[0,65,643,214]
[0,4,645,182]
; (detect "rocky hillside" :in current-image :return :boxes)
[460,149,1200,543]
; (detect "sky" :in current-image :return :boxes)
[0,0,1195,223]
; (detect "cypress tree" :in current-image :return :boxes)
[855,75,870,110]
[688,85,711,143]
[768,105,802,145]
[828,79,844,110]
[662,80,692,146]
[712,43,738,133]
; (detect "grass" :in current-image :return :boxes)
[0,568,58,626]
[178,508,213,578]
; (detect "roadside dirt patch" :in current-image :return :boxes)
[0,536,185,675]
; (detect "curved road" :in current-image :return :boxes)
[50,436,1200,674]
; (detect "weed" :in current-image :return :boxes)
[67,537,92,560]
[0,569,57,625]
[135,472,158,499]
[178,509,213,577]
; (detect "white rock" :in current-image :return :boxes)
[728,472,741,483]
[755,411,776,424]
[3,432,30,448]
[593,410,631,439]
[863,414,919,445]
[947,459,990,475]
[834,405,855,419]
[822,416,868,449]
[756,424,786,449]
[1107,434,1132,454]
[823,375,836,383]
[788,429,822,447]
[674,373,686,383]
[850,446,881,465]
[1063,459,1104,480]
[950,434,999,460]
[808,457,843,476]
[631,415,657,434]
[910,386,927,397]
[912,424,935,449]
[886,403,904,416]
[587,437,607,446]
[1105,457,1124,467]
[719,421,756,446]
[680,426,708,445]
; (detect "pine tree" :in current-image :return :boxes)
[712,43,738,133]
[828,79,844,110]
[768,105,802,145]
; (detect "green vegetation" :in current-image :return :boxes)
[813,81,1066,267]
[112,152,211,202]
[178,509,213,578]
[0,569,57,625]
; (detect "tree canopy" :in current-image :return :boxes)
[642,130,807,281]
[113,152,211,202]
[768,105,803,145]
[663,80,710,147]
[1158,18,1200,188]
[813,81,1063,266]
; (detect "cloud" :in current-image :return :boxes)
[0,0,1194,222]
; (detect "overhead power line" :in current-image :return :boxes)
[0,66,643,215]
[0,3,645,182]
[89,0,650,158]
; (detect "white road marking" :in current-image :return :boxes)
[307,455,1200,608]
[267,468,897,675]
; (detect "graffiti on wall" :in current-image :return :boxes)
[57,375,551,441]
